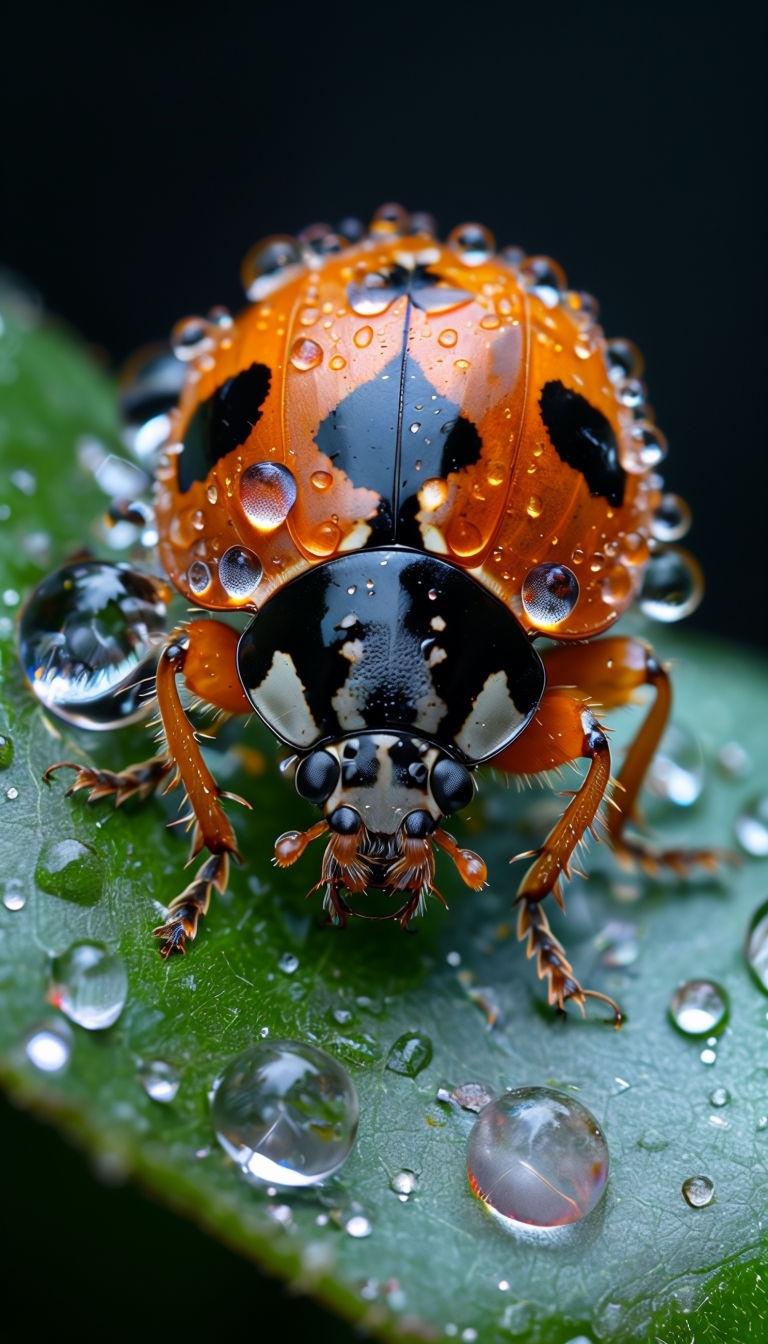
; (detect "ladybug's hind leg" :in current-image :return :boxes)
[491,687,620,1022]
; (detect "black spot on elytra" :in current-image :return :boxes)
[539,380,626,507]
[177,362,271,493]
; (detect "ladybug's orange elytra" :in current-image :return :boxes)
[19,205,713,1024]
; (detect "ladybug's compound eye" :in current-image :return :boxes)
[327,806,363,836]
[430,757,474,816]
[295,750,340,804]
[18,560,166,729]
[403,810,436,839]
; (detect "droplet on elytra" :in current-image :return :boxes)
[522,564,579,627]
[744,899,768,992]
[669,980,729,1036]
[651,493,691,543]
[467,1087,609,1227]
[639,547,703,622]
[682,1175,714,1208]
[35,838,104,906]
[735,795,768,857]
[24,1021,73,1073]
[241,235,304,301]
[139,1059,180,1103]
[218,545,263,599]
[385,1032,433,1078]
[645,722,705,807]
[48,942,128,1030]
[290,337,323,371]
[210,1039,359,1187]
[240,462,297,531]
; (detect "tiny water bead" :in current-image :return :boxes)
[138,1059,181,1103]
[385,1032,434,1078]
[709,1086,731,1107]
[210,1040,359,1187]
[682,1175,715,1208]
[23,1020,73,1073]
[390,1169,419,1201]
[2,878,26,911]
[744,899,768,992]
[467,1087,609,1228]
[48,942,128,1030]
[669,980,729,1036]
[734,795,768,857]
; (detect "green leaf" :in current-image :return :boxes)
[1,282,767,1343]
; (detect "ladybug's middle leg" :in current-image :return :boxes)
[491,688,619,1021]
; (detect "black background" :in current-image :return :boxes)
[0,2,761,1338]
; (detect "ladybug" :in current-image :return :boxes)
[18,204,711,1023]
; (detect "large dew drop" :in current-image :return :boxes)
[48,942,128,1030]
[210,1039,359,1187]
[669,980,729,1036]
[467,1086,609,1228]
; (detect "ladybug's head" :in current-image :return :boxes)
[274,732,487,922]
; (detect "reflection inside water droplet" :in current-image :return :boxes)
[467,1087,609,1227]
[139,1059,181,1103]
[745,899,768,991]
[682,1175,714,1208]
[735,796,768,857]
[210,1039,358,1187]
[24,1020,73,1073]
[669,980,729,1036]
[48,942,128,1030]
[385,1032,433,1077]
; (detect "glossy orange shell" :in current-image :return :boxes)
[154,226,662,639]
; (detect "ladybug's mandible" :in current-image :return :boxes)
[19,204,710,1023]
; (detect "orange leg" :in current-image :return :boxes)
[44,618,252,956]
[490,635,719,1021]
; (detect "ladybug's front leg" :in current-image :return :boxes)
[151,621,253,956]
[491,689,619,1022]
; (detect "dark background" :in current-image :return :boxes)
[0,2,761,1338]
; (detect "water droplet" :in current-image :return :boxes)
[278,952,299,975]
[369,202,410,236]
[519,256,567,307]
[682,1175,714,1208]
[745,899,768,991]
[467,1087,609,1227]
[353,325,374,348]
[344,1212,372,1238]
[0,732,14,769]
[717,741,751,779]
[645,722,705,807]
[522,564,579,627]
[48,942,127,1030]
[639,547,703,622]
[306,520,342,557]
[616,377,646,411]
[310,470,333,492]
[139,1059,181,1103]
[24,1020,73,1073]
[210,1039,359,1187]
[219,546,263,600]
[19,560,166,728]
[526,494,543,519]
[601,563,633,607]
[170,315,217,361]
[35,838,104,906]
[627,421,667,469]
[651,493,692,543]
[446,518,483,558]
[188,560,212,595]
[669,980,729,1036]
[329,354,346,371]
[700,1040,718,1066]
[605,337,643,383]
[390,1169,419,1201]
[709,1086,731,1107]
[438,328,458,348]
[596,921,640,967]
[6,786,19,801]
[290,337,323,371]
[385,1032,433,1078]
[241,236,304,301]
[735,796,768,857]
[3,878,25,911]
[240,462,297,532]
[446,222,496,266]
